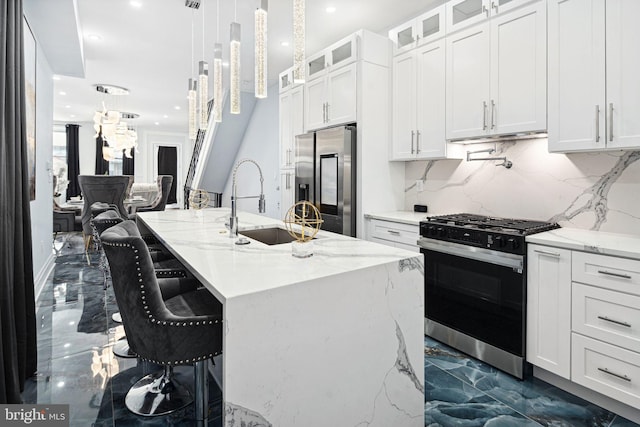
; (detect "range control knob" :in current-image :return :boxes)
[438,227,447,237]
[428,226,438,236]
[494,236,507,248]
[508,238,519,251]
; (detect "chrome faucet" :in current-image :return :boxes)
[229,159,266,239]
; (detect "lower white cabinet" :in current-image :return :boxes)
[365,218,419,253]
[572,333,640,409]
[527,243,640,409]
[527,244,572,378]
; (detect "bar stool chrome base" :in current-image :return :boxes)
[125,366,193,416]
[112,338,136,358]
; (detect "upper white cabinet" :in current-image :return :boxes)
[446,0,536,33]
[548,0,640,153]
[392,39,461,160]
[446,0,546,140]
[388,5,446,54]
[305,33,358,81]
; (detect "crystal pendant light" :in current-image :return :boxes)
[293,0,305,83]
[230,21,241,114]
[255,0,268,98]
[188,78,197,140]
[213,43,223,122]
[198,61,209,129]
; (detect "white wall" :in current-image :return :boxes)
[404,139,640,235]
[221,86,280,219]
[29,36,55,290]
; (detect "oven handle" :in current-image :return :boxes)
[418,238,524,271]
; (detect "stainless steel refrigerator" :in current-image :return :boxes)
[294,125,356,237]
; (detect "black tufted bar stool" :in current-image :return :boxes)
[100,220,223,422]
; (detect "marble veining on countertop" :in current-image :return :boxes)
[364,211,438,226]
[526,227,640,260]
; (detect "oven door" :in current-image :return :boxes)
[419,238,525,356]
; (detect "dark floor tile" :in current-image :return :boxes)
[425,363,541,427]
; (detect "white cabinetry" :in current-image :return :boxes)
[527,241,640,410]
[388,5,446,54]
[305,34,359,131]
[392,39,460,160]
[278,67,304,219]
[365,218,420,253]
[548,0,640,153]
[527,244,572,379]
[446,0,546,140]
[446,0,536,33]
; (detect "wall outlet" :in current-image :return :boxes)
[416,180,424,192]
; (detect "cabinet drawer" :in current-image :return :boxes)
[571,333,640,409]
[572,283,640,353]
[572,251,640,296]
[368,219,419,248]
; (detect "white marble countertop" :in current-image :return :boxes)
[137,208,421,302]
[364,210,435,226]
[526,227,640,261]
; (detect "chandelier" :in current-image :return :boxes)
[92,85,138,161]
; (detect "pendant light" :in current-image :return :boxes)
[198,2,208,130]
[213,0,223,122]
[255,0,268,98]
[188,78,197,140]
[293,0,305,83]
[230,0,241,114]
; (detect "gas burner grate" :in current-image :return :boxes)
[427,213,558,235]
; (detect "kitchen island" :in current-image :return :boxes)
[136,208,424,427]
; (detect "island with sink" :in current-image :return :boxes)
[136,208,424,427]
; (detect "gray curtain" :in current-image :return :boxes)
[0,0,38,403]
[65,123,80,199]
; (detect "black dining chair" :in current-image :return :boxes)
[135,175,174,213]
[100,220,223,420]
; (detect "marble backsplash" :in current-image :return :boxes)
[404,138,640,236]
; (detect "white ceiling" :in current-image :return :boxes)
[43,0,444,132]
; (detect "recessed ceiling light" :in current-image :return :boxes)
[86,34,103,41]
[154,121,160,126]
[130,0,142,7]
[70,114,76,118]
[64,105,71,109]
[52,75,61,81]
[326,6,336,13]
[281,41,290,47]
[222,61,229,67]
[163,114,169,119]
[59,91,66,96]
[174,106,181,110]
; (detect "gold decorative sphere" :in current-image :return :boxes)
[188,189,210,210]
[284,201,323,242]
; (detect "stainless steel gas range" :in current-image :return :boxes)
[418,213,559,379]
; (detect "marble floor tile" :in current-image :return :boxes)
[23,232,640,427]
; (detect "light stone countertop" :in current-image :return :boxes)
[526,227,640,261]
[137,208,421,302]
[364,210,438,226]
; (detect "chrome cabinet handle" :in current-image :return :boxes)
[411,130,415,154]
[491,100,496,130]
[287,149,291,166]
[482,5,489,17]
[285,172,291,190]
[492,1,498,13]
[597,316,631,328]
[416,130,421,154]
[482,101,488,130]
[595,105,600,143]
[387,230,401,235]
[326,103,330,122]
[609,103,614,142]
[323,103,327,123]
[598,367,631,382]
[597,269,632,279]
[534,249,561,257]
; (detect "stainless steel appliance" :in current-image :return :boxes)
[418,213,559,378]
[295,125,356,237]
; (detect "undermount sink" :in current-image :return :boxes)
[238,227,298,245]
